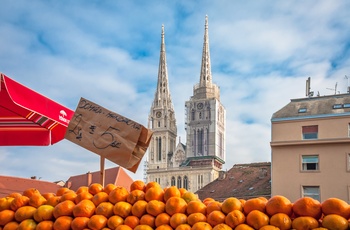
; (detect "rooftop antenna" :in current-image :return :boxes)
[305,77,314,97]
[326,82,338,94]
[345,75,350,93]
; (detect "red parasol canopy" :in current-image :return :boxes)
[0,73,74,146]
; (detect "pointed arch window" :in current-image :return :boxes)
[171,176,176,186]
[197,129,203,155]
[177,176,182,188]
[157,137,162,161]
[183,176,188,190]
[191,110,195,121]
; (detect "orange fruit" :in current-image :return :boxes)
[164,186,181,201]
[8,192,22,198]
[206,201,222,215]
[116,224,133,230]
[145,186,164,202]
[212,223,232,230]
[181,191,199,203]
[22,188,41,198]
[41,192,55,200]
[146,199,166,216]
[156,224,173,230]
[224,209,245,228]
[207,210,226,227]
[53,216,73,230]
[292,216,319,230]
[0,197,15,211]
[107,215,124,229]
[192,221,213,230]
[187,212,207,226]
[59,190,77,202]
[71,216,90,230]
[186,200,207,215]
[178,188,187,196]
[76,186,89,194]
[113,201,132,218]
[269,212,292,230]
[88,183,104,195]
[33,204,54,222]
[0,209,15,225]
[321,214,348,230]
[92,191,109,206]
[131,180,146,192]
[265,195,293,217]
[246,209,269,230]
[10,195,29,211]
[243,197,267,215]
[55,187,71,196]
[155,212,171,227]
[28,193,47,208]
[175,223,192,230]
[132,200,148,218]
[292,197,322,219]
[95,201,114,218]
[109,186,129,204]
[35,220,54,230]
[3,221,19,230]
[17,218,37,230]
[145,181,161,192]
[124,215,140,229]
[45,196,61,207]
[75,191,94,204]
[127,189,145,204]
[103,183,117,194]
[165,196,187,215]
[321,197,350,219]
[259,225,280,230]
[53,199,75,218]
[221,197,243,214]
[134,224,154,230]
[203,197,216,206]
[14,205,36,222]
[169,212,187,229]
[88,214,108,229]
[73,199,96,217]
[139,213,156,228]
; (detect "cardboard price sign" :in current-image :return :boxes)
[64,97,153,173]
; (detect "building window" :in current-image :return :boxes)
[177,176,182,188]
[298,108,307,113]
[347,153,350,172]
[302,155,319,171]
[171,176,175,186]
[183,176,188,190]
[303,186,320,201]
[302,125,318,139]
[348,124,350,137]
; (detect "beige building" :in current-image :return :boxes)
[146,16,226,192]
[271,93,350,203]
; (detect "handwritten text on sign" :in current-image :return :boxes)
[64,97,152,173]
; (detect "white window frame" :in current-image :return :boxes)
[301,155,319,171]
[302,185,320,201]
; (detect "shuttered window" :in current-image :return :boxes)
[302,125,318,139]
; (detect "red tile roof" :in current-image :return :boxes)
[195,162,271,202]
[65,166,134,192]
[0,175,62,197]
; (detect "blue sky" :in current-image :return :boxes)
[1,1,350,183]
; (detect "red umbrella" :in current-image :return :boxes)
[0,73,74,146]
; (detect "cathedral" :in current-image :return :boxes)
[145,16,226,193]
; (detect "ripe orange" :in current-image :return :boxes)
[109,186,129,204]
[187,212,207,226]
[116,224,133,230]
[52,199,75,218]
[131,180,146,192]
[146,199,166,217]
[221,197,243,214]
[113,201,132,218]
[224,209,245,228]
[0,197,15,211]
[17,218,37,230]
[292,197,322,219]
[75,186,89,194]
[246,209,269,230]
[3,221,19,230]
[321,214,348,230]
[55,187,71,196]
[321,197,350,219]
[186,200,207,215]
[91,191,109,206]
[8,192,22,198]
[292,216,319,230]
[156,224,173,230]
[203,197,216,206]
[127,189,145,204]
[95,201,114,218]
[73,199,96,217]
[75,191,94,204]
[170,213,188,228]
[269,213,292,230]
[175,223,192,230]
[259,225,281,230]
[71,216,90,230]
[59,190,77,202]
[10,195,29,211]
[139,213,156,228]
[212,223,232,230]
[41,192,55,200]
[35,220,54,230]
[53,216,73,230]
[124,215,140,229]
[22,188,41,198]
[145,186,165,202]
[145,181,161,192]
[87,214,108,229]
[207,210,226,227]
[165,196,187,216]
[265,195,293,217]
[164,186,181,202]
[0,209,15,225]
[33,204,54,222]
[178,188,187,196]
[155,212,171,227]
[88,183,104,195]
[45,196,60,207]
[243,197,267,215]
[107,215,124,229]
[192,221,213,230]
[28,193,47,208]
[132,200,148,218]
[103,183,117,194]
[206,201,222,215]
[134,224,154,230]
[14,205,36,222]
[181,191,199,203]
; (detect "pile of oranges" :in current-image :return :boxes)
[0,180,349,230]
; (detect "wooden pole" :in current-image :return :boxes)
[100,156,105,187]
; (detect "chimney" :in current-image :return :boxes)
[87,171,92,186]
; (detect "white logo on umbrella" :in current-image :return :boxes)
[59,110,70,123]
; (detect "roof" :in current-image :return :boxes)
[195,162,271,202]
[272,94,350,121]
[65,166,134,192]
[0,175,62,197]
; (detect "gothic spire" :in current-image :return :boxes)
[199,15,212,86]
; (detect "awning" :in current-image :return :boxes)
[0,73,74,146]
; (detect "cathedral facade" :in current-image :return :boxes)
[146,16,226,193]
